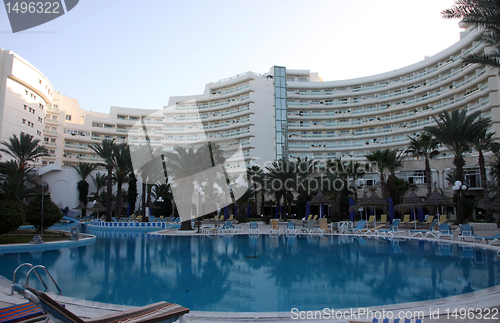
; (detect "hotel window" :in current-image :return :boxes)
[22,118,26,124]
[50,138,56,143]
[44,138,49,143]
[23,105,27,110]
[51,127,56,132]
[52,115,57,120]
[65,115,72,121]
[49,150,55,154]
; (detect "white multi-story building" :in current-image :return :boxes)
[0,49,53,158]
[0,24,498,209]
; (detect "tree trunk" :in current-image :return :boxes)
[380,172,386,200]
[454,155,465,182]
[478,150,494,221]
[425,157,432,197]
[106,164,113,222]
[261,192,265,216]
[116,178,123,219]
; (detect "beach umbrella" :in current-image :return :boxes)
[364,191,388,219]
[305,201,311,220]
[418,207,425,223]
[394,190,423,230]
[349,198,355,222]
[126,203,131,218]
[224,205,228,220]
[320,203,324,218]
[246,205,251,218]
[388,197,394,222]
[423,189,455,215]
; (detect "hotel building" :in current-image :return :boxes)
[0,24,498,209]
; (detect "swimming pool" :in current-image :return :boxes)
[1,228,500,312]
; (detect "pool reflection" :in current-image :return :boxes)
[1,232,499,312]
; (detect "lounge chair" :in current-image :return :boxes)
[366,215,375,227]
[318,218,333,234]
[249,222,259,234]
[400,214,410,225]
[379,214,387,224]
[475,232,500,245]
[285,221,298,234]
[312,215,319,221]
[221,220,241,233]
[300,220,316,234]
[14,284,189,323]
[423,215,434,225]
[439,214,447,223]
[437,223,453,240]
[376,219,401,236]
[347,220,366,234]
[228,214,234,221]
[270,219,280,235]
[0,302,45,323]
[410,219,438,237]
[458,223,477,242]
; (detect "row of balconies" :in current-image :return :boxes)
[286,41,483,95]
[286,68,486,110]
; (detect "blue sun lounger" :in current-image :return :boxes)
[475,232,500,245]
[347,220,366,234]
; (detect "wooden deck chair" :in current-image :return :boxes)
[367,215,375,226]
[400,214,410,224]
[15,284,190,323]
[439,214,447,223]
[379,214,387,224]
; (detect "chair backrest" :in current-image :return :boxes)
[439,214,447,223]
[307,214,313,221]
[250,222,258,230]
[428,219,438,231]
[305,220,315,229]
[287,221,295,229]
[402,214,410,223]
[355,220,366,230]
[319,218,328,229]
[313,215,318,220]
[380,214,387,223]
[270,219,279,229]
[228,214,234,221]
[25,287,84,323]
[367,215,375,223]
[440,222,451,233]
[391,219,400,230]
[460,223,473,235]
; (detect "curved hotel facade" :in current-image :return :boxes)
[0,25,498,208]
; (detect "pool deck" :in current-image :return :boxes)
[2,221,500,322]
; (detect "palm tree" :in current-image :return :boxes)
[113,144,133,219]
[89,139,117,222]
[424,108,490,182]
[265,158,297,221]
[406,133,440,197]
[472,129,495,220]
[72,162,97,218]
[442,1,500,69]
[163,146,206,230]
[0,132,49,187]
[0,160,38,201]
[247,165,263,217]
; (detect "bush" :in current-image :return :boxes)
[0,199,25,234]
[25,193,63,232]
[262,216,271,224]
[235,213,246,223]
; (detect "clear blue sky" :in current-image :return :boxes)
[0,0,460,113]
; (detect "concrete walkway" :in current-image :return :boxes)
[1,221,500,322]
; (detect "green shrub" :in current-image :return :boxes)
[25,193,63,232]
[0,199,25,234]
[262,216,270,224]
[235,213,246,223]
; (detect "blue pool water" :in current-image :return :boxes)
[1,225,500,312]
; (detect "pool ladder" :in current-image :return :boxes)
[10,263,62,296]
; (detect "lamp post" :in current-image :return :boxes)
[157,196,164,219]
[452,180,468,224]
